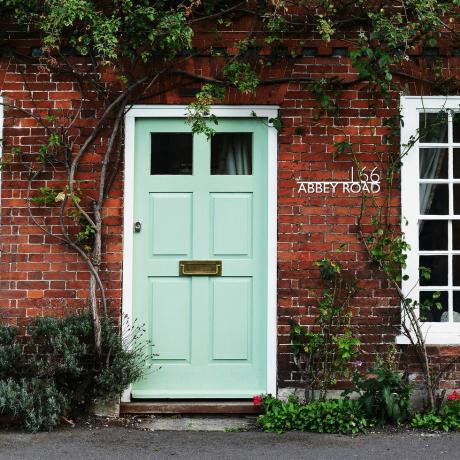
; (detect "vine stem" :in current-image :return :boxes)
[88,96,128,350]
[356,218,435,411]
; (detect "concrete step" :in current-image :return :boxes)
[136,415,257,432]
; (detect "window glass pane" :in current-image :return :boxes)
[151,133,193,175]
[419,112,448,143]
[419,256,448,286]
[454,256,460,286]
[453,113,460,143]
[419,220,448,250]
[453,292,460,322]
[453,221,460,250]
[454,185,460,214]
[419,184,449,214]
[454,149,460,178]
[420,291,448,322]
[211,133,252,175]
[419,148,448,179]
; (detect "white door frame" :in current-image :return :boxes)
[122,105,278,401]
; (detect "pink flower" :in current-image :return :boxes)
[447,390,460,401]
[253,395,263,406]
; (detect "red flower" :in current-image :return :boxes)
[447,390,460,401]
[253,395,263,406]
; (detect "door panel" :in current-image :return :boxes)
[211,193,252,256]
[150,277,191,361]
[211,277,252,361]
[150,193,192,256]
[132,118,267,398]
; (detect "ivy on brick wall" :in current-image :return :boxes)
[1,0,460,408]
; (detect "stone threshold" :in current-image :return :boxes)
[120,400,262,415]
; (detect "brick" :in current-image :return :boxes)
[1,32,460,393]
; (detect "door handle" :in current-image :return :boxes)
[134,221,142,233]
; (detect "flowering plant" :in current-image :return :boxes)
[412,390,460,431]
[447,390,460,401]
[252,395,263,407]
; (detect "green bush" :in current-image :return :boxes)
[411,398,460,432]
[348,350,412,425]
[257,395,369,434]
[0,378,67,432]
[0,313,150,432]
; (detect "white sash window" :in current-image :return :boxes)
[400,96,460,344]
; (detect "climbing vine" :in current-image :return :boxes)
[0,1,460,404]
[290,258,360,402]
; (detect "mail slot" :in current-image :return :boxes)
[179,260,222,276]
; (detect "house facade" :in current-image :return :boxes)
[1,16,460,403]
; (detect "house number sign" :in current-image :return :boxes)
[297,167,381,195]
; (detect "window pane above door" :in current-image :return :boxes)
[211,133,252,175]
[151,133,193,175]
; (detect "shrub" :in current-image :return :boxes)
[348,348,412,425]
[411,391,460,432]
[0,378,67,432]
[0,313,150,431]
[257,395,369,434]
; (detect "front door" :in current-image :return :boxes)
[131,117,268,398]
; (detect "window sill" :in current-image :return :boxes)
[396,334,460,345]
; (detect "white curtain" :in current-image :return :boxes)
[216,134,251,175]
[419,147,448,215]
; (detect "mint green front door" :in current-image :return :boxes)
[131,118,268,398]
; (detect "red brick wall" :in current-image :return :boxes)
[1,35,459,390]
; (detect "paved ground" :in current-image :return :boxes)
[0,425,460,460]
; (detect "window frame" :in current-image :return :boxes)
[399,95,460,345]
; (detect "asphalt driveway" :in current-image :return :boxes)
[0,426,459,460]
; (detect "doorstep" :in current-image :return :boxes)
[120,400,262,415]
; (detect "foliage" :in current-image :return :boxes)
[411,393,460,431]
[361,218,448,411]
[12,0,194,62]
[30,186,60,205]
[0,313,150,431]
[348,348,413,426]
[0,378,67,432]
[309,77,341,118]
[1,0,460,412]
[365,227,411,283]
[290,257,360,401]
[186,83,224,137]
[257,395,369,435]
[223,62,259,94]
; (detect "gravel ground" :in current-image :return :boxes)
[0,423,459,460]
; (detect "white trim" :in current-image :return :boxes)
[125,105,279,119]
[121,114,135,403]
[122,105,278,401]
[396,333,460,345]
[266,116,278,396]
[401,96,460,103]
[400,95,460,345]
